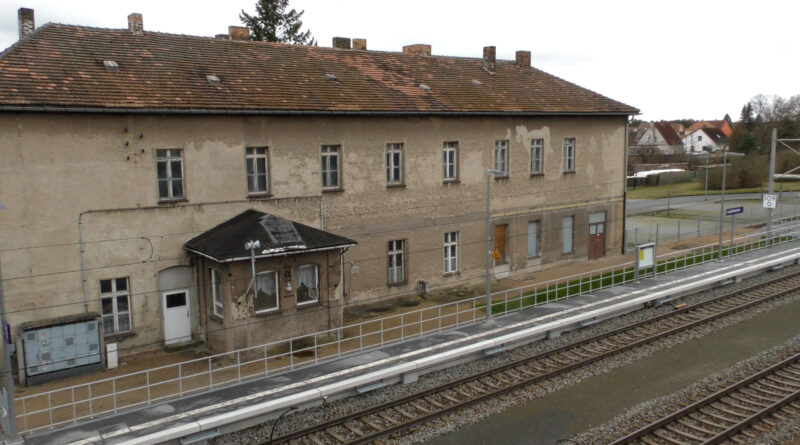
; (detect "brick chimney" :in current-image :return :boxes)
[515,50,531,69]
[332,37,351,49]
[18,8,34,40]
[352,38,367,51]
[228,26,250,41]
[483,46,496,73]
[402,44,431,56]
[128,13,143,35]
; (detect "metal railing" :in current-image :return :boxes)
[15,223,800,435]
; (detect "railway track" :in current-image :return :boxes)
[609,351,800,444]
[266,271,800,445]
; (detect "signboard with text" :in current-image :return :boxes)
[726,206,744,216]
[763,193,778,209]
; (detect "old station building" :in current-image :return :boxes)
[0,9,637,379]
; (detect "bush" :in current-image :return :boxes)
[707,154,766,190]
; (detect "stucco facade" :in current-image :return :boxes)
[0,112,626,356]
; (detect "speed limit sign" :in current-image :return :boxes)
[763,193,778,209]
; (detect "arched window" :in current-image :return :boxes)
[296,264,319,304]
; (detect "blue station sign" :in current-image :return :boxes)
[725,206,744,216]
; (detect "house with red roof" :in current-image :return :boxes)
[631,121,684,154]
[0,9,637,377]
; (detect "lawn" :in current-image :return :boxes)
[626,179,800,200]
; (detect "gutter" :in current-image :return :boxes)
[185,243,358,264]
[0,106,639,117]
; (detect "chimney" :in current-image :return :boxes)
[515,50,531,69]
[483,46,496,73]
[332,37,351,49]
[228,26,250,41]
[402,44,431,56]
[352,38,367,51]
[128,13,143,35]
[18,8,34,40]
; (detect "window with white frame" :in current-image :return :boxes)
[563,138,576,173]
[388,239,405,285]
[296,264,319,304]
[527,221,540,258]
[531,139,544,174]
[494,140,509,176]
[321,145,340,190]
[444,231,459,273]
[210,268,223,318]
[156,149,184,200]
[246,147,269,194]
[100,277,131,335]
[443,141,458,181]
[254,270,279,313]
[562,216,574,253]
[386,143,404,185]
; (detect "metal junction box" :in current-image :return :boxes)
[19,313,103,386]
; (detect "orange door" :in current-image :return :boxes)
[494,225,507,264]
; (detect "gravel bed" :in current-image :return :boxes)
[211,265,800,445]
[571,334,800,445]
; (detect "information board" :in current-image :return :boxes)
[637,243,655,268]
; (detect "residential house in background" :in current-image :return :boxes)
[0,9,637,380]
[683,127,729,153]
[685,115,733,138]
[630,121,684,154]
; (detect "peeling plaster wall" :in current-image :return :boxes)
[0,112,626,358]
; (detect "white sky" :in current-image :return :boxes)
[1,0,797,121]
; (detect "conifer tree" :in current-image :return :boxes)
[240,0,316,45]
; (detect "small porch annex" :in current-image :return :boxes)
[185,210,356,353]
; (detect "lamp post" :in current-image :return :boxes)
[717,150,745,261]
[485,169,505,320]
[0,201,20,444]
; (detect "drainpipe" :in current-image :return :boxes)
[319,196,325,230]
[78,211,90,312]
[622,115,633,254]
[243,240,261,297]
[339,246,350,300]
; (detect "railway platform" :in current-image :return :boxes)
[26,239,800,445]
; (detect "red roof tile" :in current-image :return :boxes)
[654,121,683,145]
[0,24,638,115]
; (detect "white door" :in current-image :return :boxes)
[163,290,191,345]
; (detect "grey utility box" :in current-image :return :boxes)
[19,313,103,386]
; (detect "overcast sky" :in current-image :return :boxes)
[1,0,797,121]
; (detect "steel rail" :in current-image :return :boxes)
[609,351,800,445]
[266,270,800,445]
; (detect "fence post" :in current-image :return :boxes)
[634,227,638,246]
[697,216,700,237]
[677,219,681,241]
[655,223,659,246]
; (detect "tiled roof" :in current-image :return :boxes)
[700,127,728,144]
[185,210,356,262]
[654,121,683,145]
[0,24,639,115]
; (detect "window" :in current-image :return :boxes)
[531,139,544,174]
[246,147,269,194]
[321,145,340,190]
[562,216,574,253]
[563,138,575,173]
[210,269,223,318]
[444,231,459,273]
[100,277,131,335]
[698,135,703,141]
[388,239,405,285]
[156,149,184,200]
[527,221,540,258]
[443,142,458,181]
[296,265,319,304]
[386,143,404,185]
[254,271,279,313]
[494,140,509,176]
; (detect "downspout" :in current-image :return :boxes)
[339,246,350,301]
[319,196,324,230]
[78,211,90,312]
[622,115,633,255]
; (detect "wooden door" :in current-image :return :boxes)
[494,224,507,264]
[588,212,606,260]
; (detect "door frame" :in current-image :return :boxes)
[588,212,606,260]
[162,288,191,345]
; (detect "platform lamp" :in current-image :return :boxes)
[485,169,506,320]
[717,150,745,262]
[0,201,21,444]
